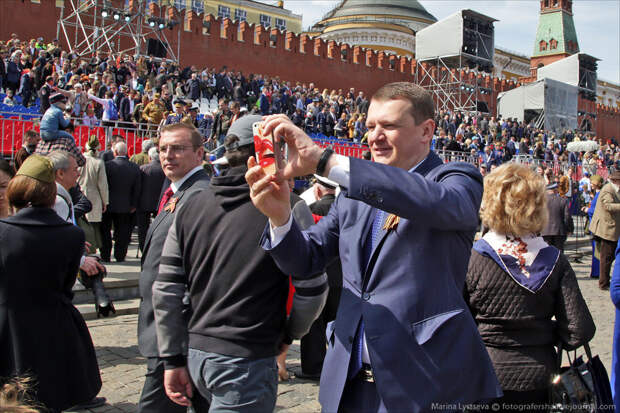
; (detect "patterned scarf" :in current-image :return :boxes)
[473,230,560,293]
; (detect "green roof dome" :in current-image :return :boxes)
[328,0,436,22]
[311,0,437,33]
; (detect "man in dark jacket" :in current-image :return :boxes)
[137,123,210,413]
[152,115,327,410]
[119,87,133,126]
[298,175,342,380]
[101,142,141,262]
[39,76,55,114]
[186,72,201,103]
[209,99,232,156]
[136,147,165,253]
[542,183,572,252]
[317,106,329,136]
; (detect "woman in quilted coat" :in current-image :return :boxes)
[465,163,595,410]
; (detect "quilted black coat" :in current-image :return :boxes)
[465,249,596,391]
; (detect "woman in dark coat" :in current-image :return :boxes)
[0,155,101,413]
[466,163,595,412]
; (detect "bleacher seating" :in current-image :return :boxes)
[0,93,42,120]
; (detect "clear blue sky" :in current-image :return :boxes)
[263,0,619,83]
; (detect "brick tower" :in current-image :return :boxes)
[530,0,579,72]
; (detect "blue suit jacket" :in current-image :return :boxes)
[262,152,501,412]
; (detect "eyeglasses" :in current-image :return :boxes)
[159,144,192,154]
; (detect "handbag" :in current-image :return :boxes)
[550,342,613,412]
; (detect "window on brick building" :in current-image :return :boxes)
[191,0,204,14]
[544,0,549,7]
[235,9,247,22]
[218,5,230,19]
[260,14,272,28]
[173,0,185,10]
[539,40,547,51]
[553,0,558,6]
[550,38,557,49]
[275,18,286,31]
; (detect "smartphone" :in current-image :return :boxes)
[253,121,279,174]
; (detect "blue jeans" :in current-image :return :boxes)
[187,348,277,413]
[216,133,226,158]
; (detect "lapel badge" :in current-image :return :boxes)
[165,197,179,213]
[382,214,400,232]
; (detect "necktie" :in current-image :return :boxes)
[348,209,386,379]
[157,187,174,215]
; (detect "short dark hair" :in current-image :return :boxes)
[0,159,15,179]
[7,175,57,210]
[224,135,255,167]
[160,123,203,149]
[112,134,125,143]
[371,82,434,125]
[24,130,39,140]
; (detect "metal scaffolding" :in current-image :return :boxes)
[415,55,489,114]
[56,0,178,62]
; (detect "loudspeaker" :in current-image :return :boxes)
[147,38,167,58]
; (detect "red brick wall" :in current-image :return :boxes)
[0,0,60,43]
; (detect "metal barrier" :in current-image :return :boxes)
[435,150,481,166]
[1,114,158,159]
[434,149,613,181]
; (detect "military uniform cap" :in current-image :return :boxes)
[16,155,55,183]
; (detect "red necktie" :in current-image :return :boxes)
[157,187,174,215]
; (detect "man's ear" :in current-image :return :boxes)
[421,119,436,144]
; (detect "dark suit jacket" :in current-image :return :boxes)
[138,159,166,213]
[310,194,335,217]
[100,149,114,163]
[542,193,571,236]
[262,152,501,411]
[119,96,132,121]
[105,156,142,213]
[137,169,210,357]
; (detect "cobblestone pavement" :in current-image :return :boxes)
[70,243,615,413]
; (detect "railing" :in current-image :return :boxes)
[0,114,158,159]
[434,149,613,181]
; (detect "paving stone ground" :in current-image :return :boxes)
[70,242,615,413]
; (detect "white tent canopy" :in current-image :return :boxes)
[497,78,578,133]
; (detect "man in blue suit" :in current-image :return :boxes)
[246,82,501,412]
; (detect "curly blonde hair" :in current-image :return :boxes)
[558,175,570,196]
[480,163,548,237]
[0,376,40,413]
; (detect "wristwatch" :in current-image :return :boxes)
[316,146,334,177]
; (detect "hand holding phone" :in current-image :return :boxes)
[253,121,279,175]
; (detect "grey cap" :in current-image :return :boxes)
[225,114,263,151]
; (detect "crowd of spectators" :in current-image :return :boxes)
[1,32,617,169]
[0,33,372,144]
[0,31,617,199]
